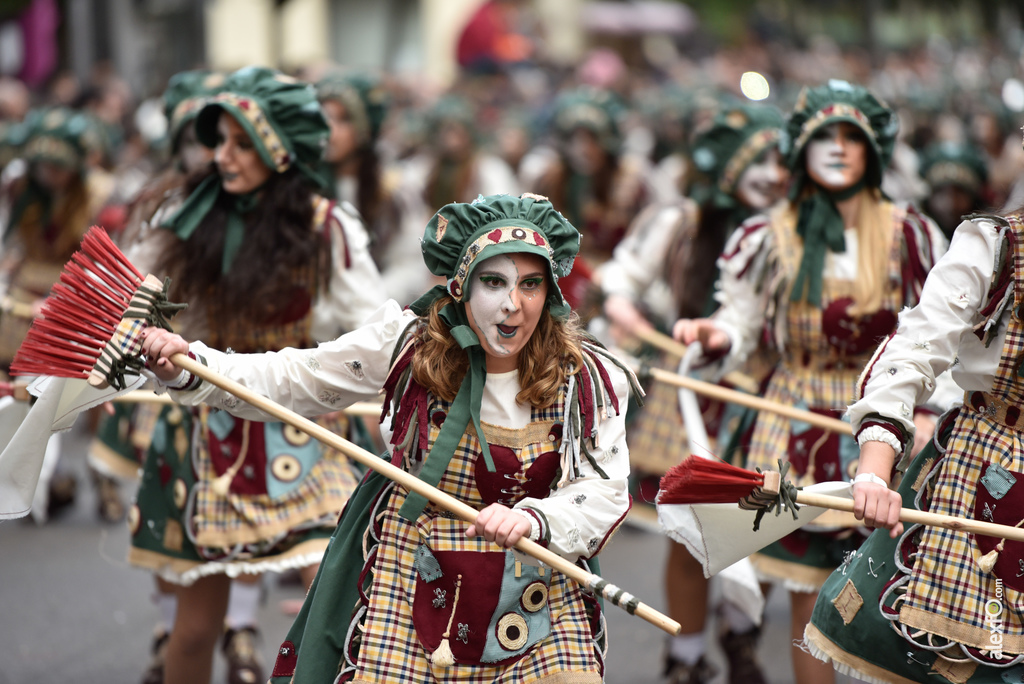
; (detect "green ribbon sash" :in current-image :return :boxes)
[789,182,864,306]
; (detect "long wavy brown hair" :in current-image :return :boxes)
[411,296,586,407]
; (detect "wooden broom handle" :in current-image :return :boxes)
[795,491,1024,543]
[646,366,853,436]
[630,328,758,394]
[171,353,681,636]
[113,390,383,417]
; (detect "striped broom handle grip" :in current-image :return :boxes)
[796,491,1024,543]
[171,353,681,636]
[630,328,759,394]
[646,367,853,436]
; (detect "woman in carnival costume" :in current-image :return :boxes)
[142,192,642,684]
[315,71,419,307]
[531,86,649,268]
[600,103,787,684]
[124,66,385,684]
[0,106,117,517]
[675,80,949,683]
[804,143,1024,684]
[393,94,519,306]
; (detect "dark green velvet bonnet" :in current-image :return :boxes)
[162,67,330,274]
[194,66,329,187]
[919,141,988,196]
[552,87,624,153]
[413,192,580,319]
[22,107,101,171]
[316,72,389,146]
[782,79,898,193]
[689,103,784,208]
[163,70,226,150]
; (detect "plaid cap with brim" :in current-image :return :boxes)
[416,193,581,319]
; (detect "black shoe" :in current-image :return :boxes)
[663,654,717,684]
[222,627,264,684]
[46,472,77,517]
[718,627,768,684]
[140,630,169,684]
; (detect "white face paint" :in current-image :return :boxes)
[735,147,786,210]
[465,253,549,373]
[805,122,868,192]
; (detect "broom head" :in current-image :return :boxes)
[9,227,177,389]
[658,455,781,507]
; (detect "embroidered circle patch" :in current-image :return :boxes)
[271,454,302,482]
[496,612,529,650]
[520,582,548,612]
[283,425,311,447]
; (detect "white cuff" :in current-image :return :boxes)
[856,425,902,454]
[853,472,888,488]
[511,508,540,542]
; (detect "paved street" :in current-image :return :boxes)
[0,422,852,684]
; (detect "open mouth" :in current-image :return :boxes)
[497,324,517,339]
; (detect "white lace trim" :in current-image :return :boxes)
[153,550,324,587]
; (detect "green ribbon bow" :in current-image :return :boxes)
[397,302,496,521]
[789,181,864,306]
[160,174,263,274]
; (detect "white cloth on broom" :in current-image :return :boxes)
[657,480,854,578]
[0,374,144,520]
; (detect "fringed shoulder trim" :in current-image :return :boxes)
[555,338,643,488]
[380,317,426,466]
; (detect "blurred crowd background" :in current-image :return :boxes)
[0,1,1021,237]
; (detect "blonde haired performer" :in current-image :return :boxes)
[675,80,947,683]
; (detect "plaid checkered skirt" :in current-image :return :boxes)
[127,405,363,584]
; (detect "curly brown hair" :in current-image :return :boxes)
[411,296,585,407]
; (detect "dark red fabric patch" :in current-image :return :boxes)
[207,419,268,495]
[475,445,521,505]
[271,640,297,677]
[411,550,504,663]
[821,297,897,357]
[973,466,1024,591]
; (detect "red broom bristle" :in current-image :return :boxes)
[657,455,766,505]
[10,226,143,379]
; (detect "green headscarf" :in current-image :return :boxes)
[552,86,625,153]
[919,141,988,196]
[398,192,581,520]
[689,103,784,211]
[316,71,389,146]
[160,66,330,273]
[6,107,102,239]
[782,80,898,306]
[162,70,226,151]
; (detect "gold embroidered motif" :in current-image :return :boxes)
[831,579,863,625]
